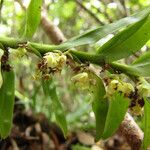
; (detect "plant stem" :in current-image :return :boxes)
[0,36,25,49]
[110,62,140,77]
[0,36,106,65]
[0,36,141,78]
[0,36,66,52]
[70,50,105,65]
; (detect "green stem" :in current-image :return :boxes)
[0,36,106,65]
[70,50,106,65]
[0,36,140,78]
[0,36,25,49]
[110,62,140,77]
[28,42,68,54]
[0,36,66,52]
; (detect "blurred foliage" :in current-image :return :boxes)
[0,0,150,133]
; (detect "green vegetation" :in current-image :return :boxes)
[0,0,150,149]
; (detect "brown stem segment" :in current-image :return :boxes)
[41,10,66,45]
[118,113,143,150]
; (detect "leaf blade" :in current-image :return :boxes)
[0,70,15,139]
[89,72,108,141]
[142,98,150,150]
[24,0,42,39]
[62,7,150,49]
[42,79,68,136]
[30,7,150,52]
[102,93,129,139]
[97,15,150,62]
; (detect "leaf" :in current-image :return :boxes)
[89,72,108,141]
[142,98,150,150]
[0,70,15,139]
[42,79,67,136]
[130,51,150,77]
[62,7,150,48]
[30,6,150,52]
[110,51,150,77]
[97,14,150,62]
[0,49,4,88]
[102,93,129,139]
[24,0,42,39]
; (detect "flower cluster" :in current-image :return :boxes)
[106,79,134,98]
[71,72,90,90]
[38,52,66,79]
[129,98,144,116]
[128,78,150,116]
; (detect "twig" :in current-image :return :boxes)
[41,8,66,44]
[118,113,143,150]
[119,0,130,16]
[75,0,105,25]
[113,0,127,17]
[91,4,113,23]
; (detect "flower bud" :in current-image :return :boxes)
[71,72,90,90]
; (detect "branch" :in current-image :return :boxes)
[113,0,128,17]
[41,9,66,45]
[91,4,113,23]
[118,113,143,149]
[75,0,105,25]
[0,35,145,149]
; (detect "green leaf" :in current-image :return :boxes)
[42,79,67,136]
[0,49,4,88]
[142,98,150,150]
[30,6,150,53]
[97,14,150,62]
[0,70,15,139]
[63,7,150,48]
[89,72,108,141]
[110,51,150,77]
[24,0,42,39]
[110,62,142,77]
[102,93,129,139]
[131,51,150,77]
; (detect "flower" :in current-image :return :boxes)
[71,72,90,90]
[43,52,66,70]
[37,52,67,79]
[106,79,134,98]
[129,100,144,116]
